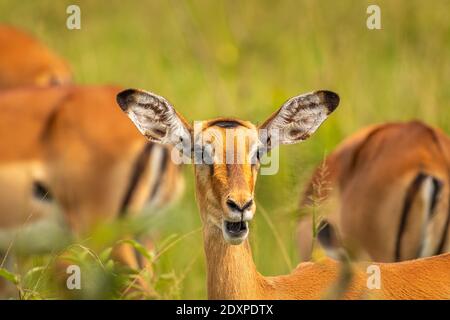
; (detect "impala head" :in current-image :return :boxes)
[0,25,72,89]
[117,88,339,245]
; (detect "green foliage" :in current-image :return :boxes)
[0,222,190,299]
[0,268,19,285]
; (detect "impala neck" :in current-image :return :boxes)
[201,213,264,299]
[193,165,267,299]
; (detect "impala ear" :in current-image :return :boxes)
[117,89,192,150]
[258,90,339,151]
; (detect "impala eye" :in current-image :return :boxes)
[32,181,53,202]
[251,147,263,165]
[203,145,214,165]
[194,144,214,165]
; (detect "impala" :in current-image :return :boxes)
[0,85,183,294]
[118,88,450,299]
[297,122,450,262]
[0,25,72,89]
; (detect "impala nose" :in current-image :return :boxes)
[225,197,254,221]
[226,198,253,213]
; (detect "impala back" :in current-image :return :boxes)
[298,121,450,262]
[0,85,183,248]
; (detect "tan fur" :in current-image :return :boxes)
[298,121,450,262]
[0,86,183,297]
[195,122,450,299]
[203,238,450,299]
[0,85,182,232]
[119,89,450,299]
[0,25,72,89]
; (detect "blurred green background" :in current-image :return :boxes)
[0,0,449,299]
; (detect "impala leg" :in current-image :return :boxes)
[111,237,155,298]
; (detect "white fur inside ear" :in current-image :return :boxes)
[278,104,328,144]
[261,91,337,146]
[122,90,191,147]
[127,107,168,141]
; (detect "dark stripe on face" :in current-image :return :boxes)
[395,172,427,261]
[119,143,154,216]
[209,120,244,128]
[149,147,169,201]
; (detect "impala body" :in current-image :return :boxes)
[297,122,450,262]
[0,85,183,266]
[0,25,72,89]
[118,87,450,299]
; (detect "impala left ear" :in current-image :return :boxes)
[258,90,339,151]
[116,89,192,151]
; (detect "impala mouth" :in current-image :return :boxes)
[222,220,249,245]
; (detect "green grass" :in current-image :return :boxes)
[0,0,449,299]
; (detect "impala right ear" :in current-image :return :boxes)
[117,89,192,150]
[258,90,339,151]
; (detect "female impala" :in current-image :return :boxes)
[0,85,182,233]
[297,122,450,262]
[0,85,183,296]
[118,88,450,299]
[0,25,72,89]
